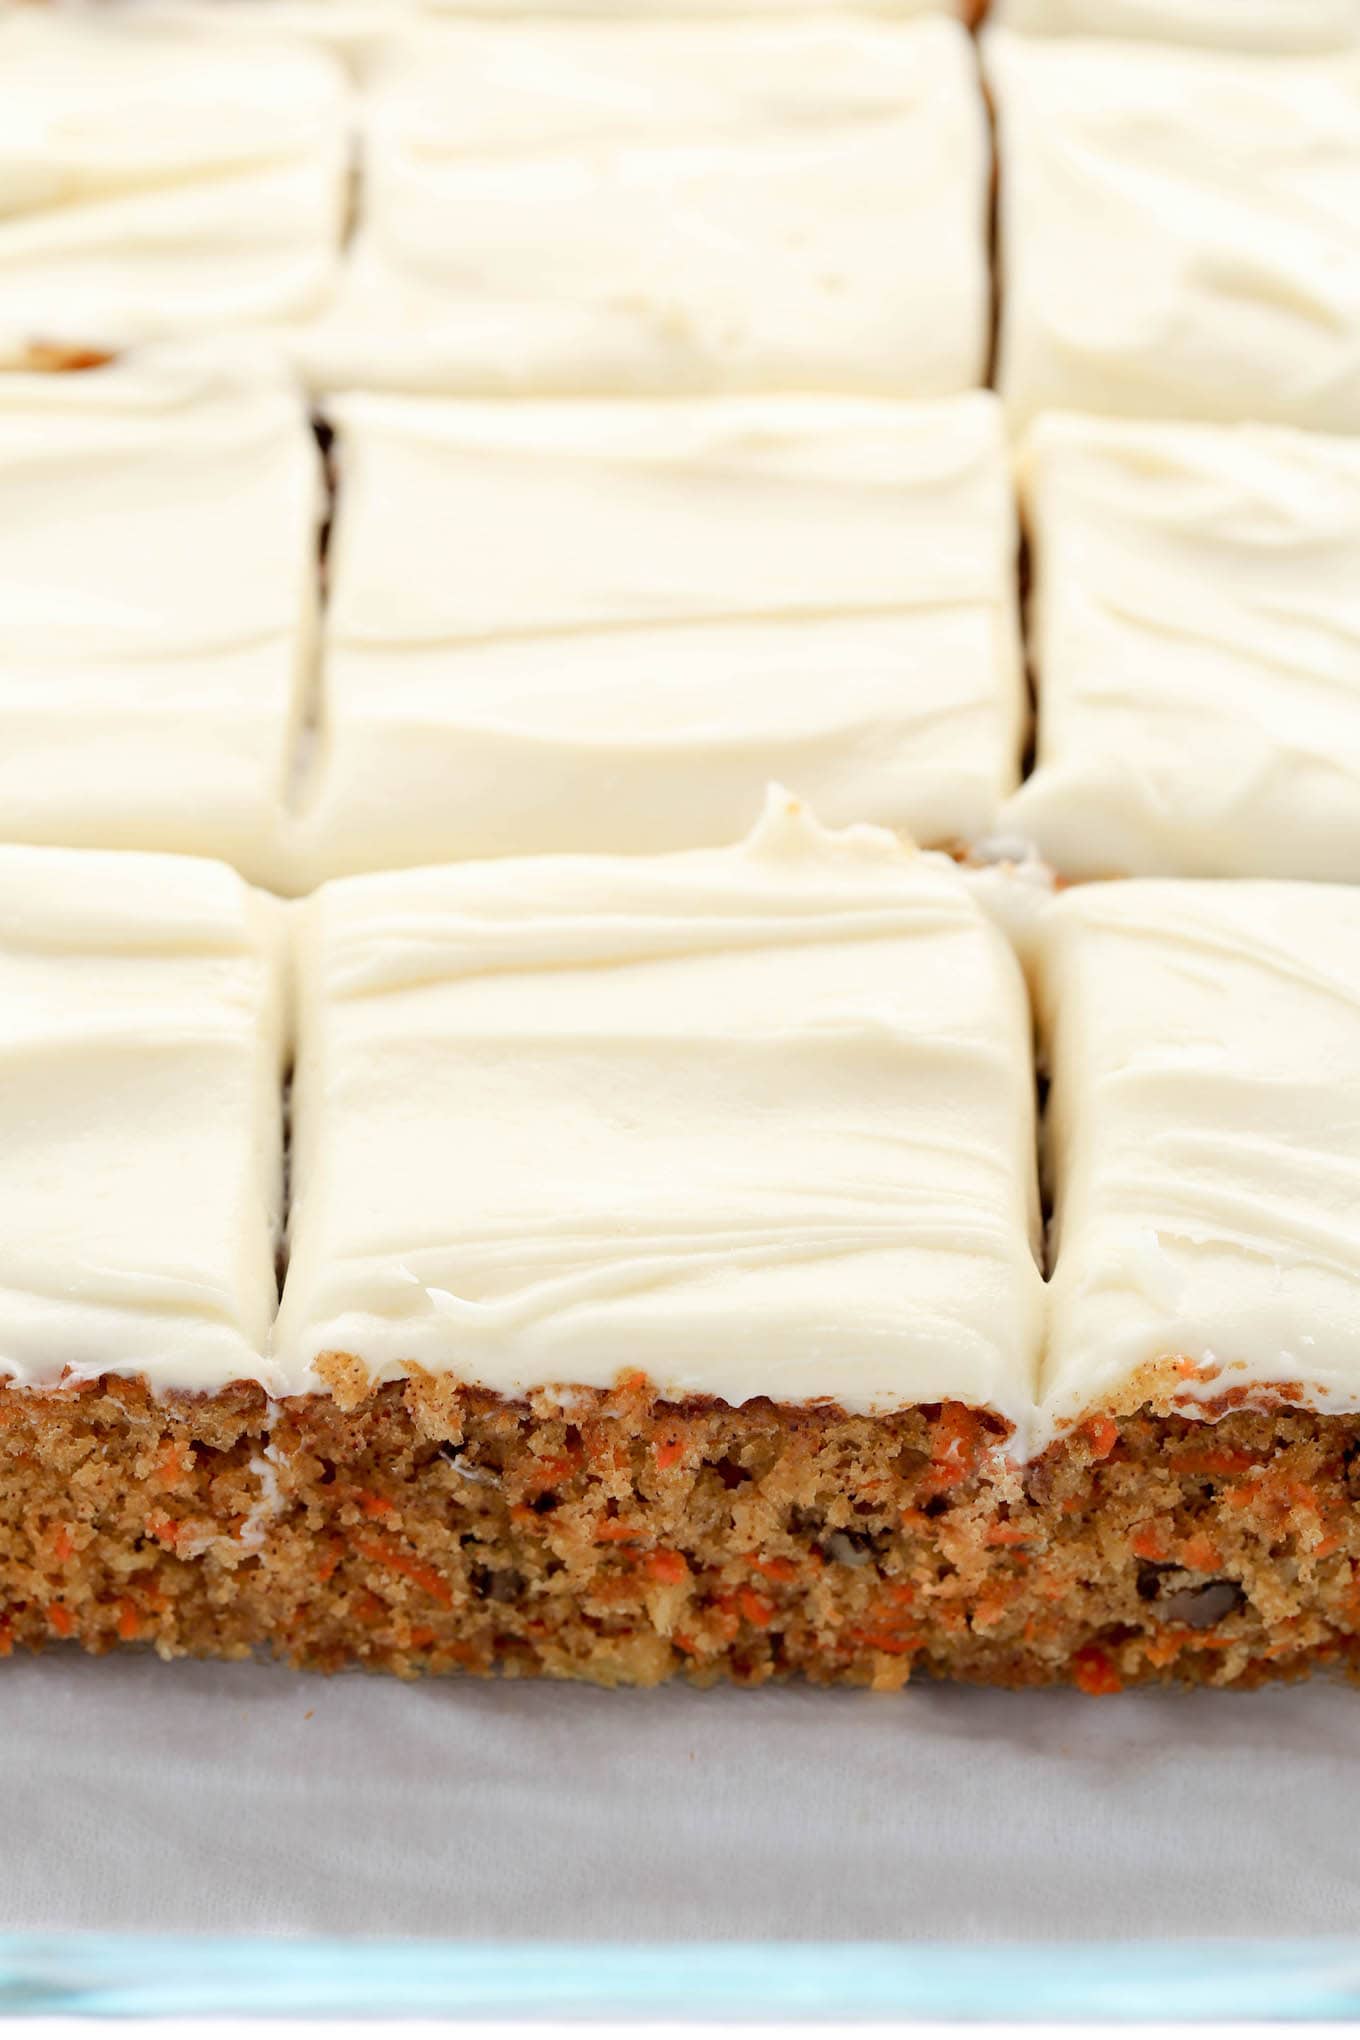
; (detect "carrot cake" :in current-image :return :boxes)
[295,391,1023,878]
[985,28,1360,432]
[999,412,1360,882]
[0,348,321,891]
[987,0,1359,47]
[9,804,1360,1690]
[1031,878,1360,1691]
[299,15,991,395]
[0,7,349,366]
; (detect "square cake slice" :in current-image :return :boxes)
[1000,413,1360,881]
[0,9,349,361]
[296,392,1023,878]
[0,350,322,890]
[0,849,287,1394]
[1030,879,1360,1688]
[985,29,1360,432]
[987,0,1358,48]
[260,795,1045,1685]
[301,16,990,395]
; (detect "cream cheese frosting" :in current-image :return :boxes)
[417,0,963,11]
[1036,880,1360,1429]
[1001,413,1360,882]
[985,29,1360,434]
[277,791,1046,1423]
[0,348,322,892]
[989,0,1359,48]
[0,848,287,1393]
[299,15,990,395]
[296,392,1023,877]
[0,8,349,361]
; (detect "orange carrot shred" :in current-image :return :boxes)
[1180,1533,1223,1574]
[646,1550,689,1586]
[595,1517,645,1544]
[750,1553,798,1584]
[47,1604,75,1640]
[851,1628,919,1657]
[355,1533,454,1609]
[1072,1645,1122,1696]
[1083,1415,1118,1461]
[654,1438,686,1471]
[737,1588,775,1628]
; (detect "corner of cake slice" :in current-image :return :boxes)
[1029,876,1360,1691]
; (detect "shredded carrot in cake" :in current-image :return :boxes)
[1174,1446,1256,1479]
[354,1533,453,1609]
[749,1552,798,1583]
[594,1516,645,1544]
[156,1442,185,1487]
[645,1549,688,1586]
[849,1628,919,1657]
[1180,1533,1223,1573]
[924,1404,987,1491]
[1082,1415,1118,1461]
[1071,1644,1122,1696]
[737,1588,775,1628]
[653,1436,686,1471]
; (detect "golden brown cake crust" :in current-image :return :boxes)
[2,1369,1359,1694]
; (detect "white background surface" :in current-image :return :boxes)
[4,1650,1358,1942]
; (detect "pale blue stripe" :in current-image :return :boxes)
[4,1936,1360,2021]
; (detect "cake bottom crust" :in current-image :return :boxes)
[2,1369,1358,1693]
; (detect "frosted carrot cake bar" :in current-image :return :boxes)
[301,15,990,395]
[0,349,321,892]
[987,0,1358,48]
[0,7,348,365]
[296,391,1023,878]
[985,28,1360,432]
[1000,412,1360,882]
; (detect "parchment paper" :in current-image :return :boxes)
[4,1652,1357,1942]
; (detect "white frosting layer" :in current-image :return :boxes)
[278,792,1045,1422]
[133,0,400,77]
[418,0,961,11]
[990,0,1359,48]
[301,16,989,395]
[0,848,287,1392]
[0,9,349,360]
[298,392,1023,876]
[0,349,321,891]
[986,29,1360,433]
[1038,881,1360,1426]
[1002,413,1360,882]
